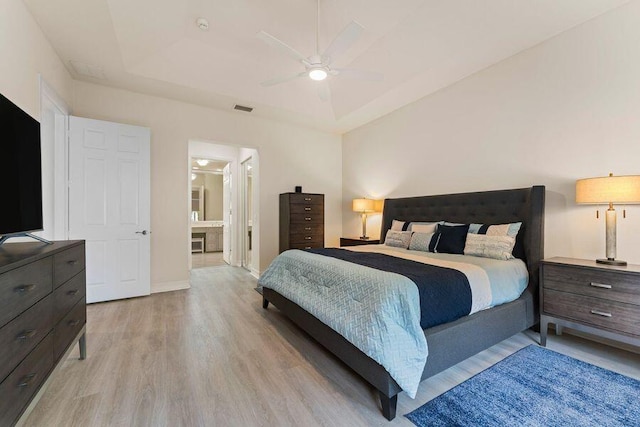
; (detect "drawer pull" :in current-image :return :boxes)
[304,197,312,201]
[67,260,78,266]
[68,319,81,327]
[304,207,312,211]
[305,227,311,231]
[590,282,612,289]
[17,373,37,388]
[67,289,80,296]
[305,236,312,240]
[15,329,37,341]
[590,309,612,318]
[14,284,36,293]
[305,246,312,249]
[305,217,312,221]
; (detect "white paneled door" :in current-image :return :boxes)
[69,116,151,303]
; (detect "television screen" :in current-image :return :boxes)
[0,93,43,236]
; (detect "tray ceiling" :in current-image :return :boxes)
[24,0,629,133]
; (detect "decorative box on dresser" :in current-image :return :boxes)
[279,192,324,253]
[0,240,86,426]
[540,257,640,348]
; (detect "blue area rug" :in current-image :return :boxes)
[406,345,640,427]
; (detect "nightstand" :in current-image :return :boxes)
[540,257,640,348]
[340,237,381,247]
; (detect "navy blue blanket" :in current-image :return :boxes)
[306,248,472,329]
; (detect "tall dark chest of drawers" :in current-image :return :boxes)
[279,192,325,253]
[0,240,86,426]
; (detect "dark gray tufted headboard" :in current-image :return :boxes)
[380,186,545,296]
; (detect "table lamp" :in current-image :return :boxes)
[576,173,640,266]
[352,198,376,240]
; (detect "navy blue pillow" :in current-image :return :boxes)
[429,224,470,254]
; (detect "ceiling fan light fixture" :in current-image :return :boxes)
[309,68,328,81]
[257,0,376,89]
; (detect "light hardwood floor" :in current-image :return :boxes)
[23,266,640,427]
[191,252,226,269]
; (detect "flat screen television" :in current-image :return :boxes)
[0,93,44,239]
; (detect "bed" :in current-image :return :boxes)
[260,186,545,420]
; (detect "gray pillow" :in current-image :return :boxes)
[384,230,412,249]
[464,234,516,260]
[409,232,434,252]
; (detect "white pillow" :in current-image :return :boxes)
[463,234,516,261]
[468,222,521,237]
[391,220,407,231]
[409,222,438,233]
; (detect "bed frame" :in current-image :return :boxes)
[262,186,545,420]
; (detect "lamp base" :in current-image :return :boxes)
[596,258,627,266]
[360,236,370,240]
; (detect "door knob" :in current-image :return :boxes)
[135,230,149,235]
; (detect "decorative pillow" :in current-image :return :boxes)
[468,222,521,237]
[468,221,523,258]
[391,220,410,231]
[408,222,439,233]
[384,230,412,248]
[408,232,434,252]
[429,224,470,254]
[464,234,516,260]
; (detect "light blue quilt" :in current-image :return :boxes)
[259,249,428,398]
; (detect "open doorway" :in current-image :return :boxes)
[188,140,259,275]
[190,157,229,269]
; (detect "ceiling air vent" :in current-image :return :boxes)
[234,104,253,113]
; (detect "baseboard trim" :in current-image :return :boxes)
[152,280,190,294]
[250,268,260,279]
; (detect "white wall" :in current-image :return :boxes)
[0,0,73,119]
[0,0,73,242]
[343,1,640,264]
[73,81,342,291]
[202,174,223,221]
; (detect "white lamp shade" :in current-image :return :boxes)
[352,198,375,213]
[576,174,640,204]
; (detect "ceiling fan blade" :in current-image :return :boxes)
[317,81,331,102]
[261,72,307,87]
[321,21,364,63]
[332,68,384,82]
[257,31,308,64]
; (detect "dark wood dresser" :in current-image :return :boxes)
[279,192,325,253]
[0,240,86,426]
[540,257,640,348]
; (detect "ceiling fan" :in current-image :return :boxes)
[257,0,383,90]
